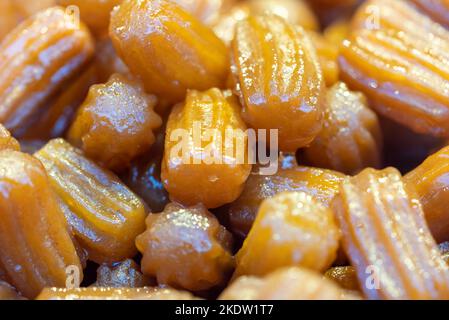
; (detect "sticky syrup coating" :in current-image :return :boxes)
[231,15,324,152]
[0,0,55,41]
[0,6,94,137]
[36,287,198,300]
[0,150,83,298]
[136,203,235,291]
[34,139,147,264]
[3,0,449,302]
[94,259,153,288]
[173,0,237,26]
[404,146,449,243]
[68,73,162,172]
[0,124,19,151]
[0,281,25,300]
[234,192,340,278]
[220,267,353,300]
[162,88,251,209]
[110,0,229,104]
[304,82,383,175]
[228,164,344,238]
[212,0,319,45]
[58,0,122,37]
[21,63,99,141]
[340,0,449,137]
[245,0,318,30]
[324,266,359,292]
[333,167,449,299]
[308,31,339,86]
[410,0,449,29]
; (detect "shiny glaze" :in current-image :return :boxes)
[0,7,94,136]
[410,0,449,29]
[36,286,198,300]
[34,139,147,263]
[136,203,234,291]
[211,3,250,45]
[304,82,382,175]
[220,267,352,300]
[234,191,339,278]
[22,63,99,140]
[325,266,359,291]
[244,0,317,30]
[174,0,236,26]
[231,15,324,152]
[212,0,318,45]
[68,73,162,172]
[0,150,82,298]
[11,0,56,17]
[228,165,345,238]
[0,281,25,300]
[162,88,251,209]
[94,259,152,288]
[0,0,55,41]
[110,0,229,104]
[333,167,449,299]
[308,31,339,86]
[404,146,449,243]
[0,124,20,151]
[340,0,449,137]
[58,0,122,37]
